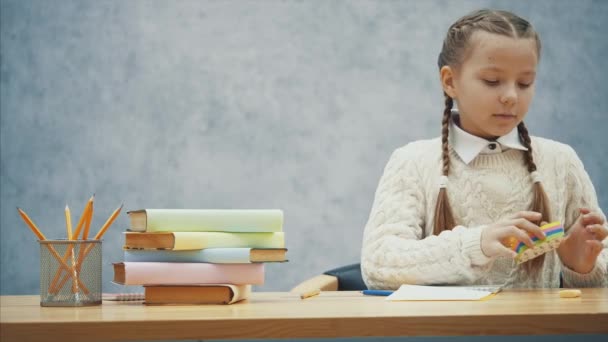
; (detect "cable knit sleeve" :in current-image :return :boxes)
[361,144,494,290]
[561,145,608,287]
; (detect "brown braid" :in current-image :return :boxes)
[518,122,537,172]
[441,95,453,176]
[518,122,552,274]
[432,94,457,235]
[517,122,552,222]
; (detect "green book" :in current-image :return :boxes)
[127,209,283,233]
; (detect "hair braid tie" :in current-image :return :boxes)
[438,175,449,188]
[530,171,542,184]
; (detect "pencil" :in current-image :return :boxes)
[300,288,321,300]
[361,290,393,296]
[93,203,123,240]
[74,196,94,276]
[64,205,79,293]
[17,207,46,240]
[83,195,94,239]
[72,195,94,240]
[65,205,73,239]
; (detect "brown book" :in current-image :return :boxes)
[144,284,251,305]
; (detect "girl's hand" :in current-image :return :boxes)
[557,208,608,274]
[481,211,546,258]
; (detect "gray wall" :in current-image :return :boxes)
[2,0,607,296]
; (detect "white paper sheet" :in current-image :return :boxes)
[386,284,498,301]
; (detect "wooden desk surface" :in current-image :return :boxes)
[2,289,608,341]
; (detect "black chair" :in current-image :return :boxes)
[291,263,564,292]
[291,263,367,293]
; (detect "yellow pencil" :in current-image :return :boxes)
[72,195,94,240]
[74,195,94,277]
[17,207,47,240]
[65,204,79,293]
[300,288,321,300]
[83,196,95,239]
[65,205,73,240]
[93,203,123,240]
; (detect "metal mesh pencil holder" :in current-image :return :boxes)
[39,239,102,306]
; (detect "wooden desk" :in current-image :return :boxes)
[2,289,607,341]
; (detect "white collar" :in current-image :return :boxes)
[449,113,528,164]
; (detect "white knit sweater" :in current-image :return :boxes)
[361,136,608,289]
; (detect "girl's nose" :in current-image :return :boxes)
[500,86,517,106]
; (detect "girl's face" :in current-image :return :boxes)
[441,31,538,139]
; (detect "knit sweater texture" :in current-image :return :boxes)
[361,136,608,289]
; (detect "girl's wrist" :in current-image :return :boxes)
[561,259,594,275]
[573,263,595,275]
[561,261,604,288]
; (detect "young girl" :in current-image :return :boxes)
[361,9,607,289]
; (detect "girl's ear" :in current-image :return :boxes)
[440,66,457,99]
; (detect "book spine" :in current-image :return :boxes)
[172,232,284,250]
[124,248,253,263]
[119,262,265,285]
[146,209,283,232]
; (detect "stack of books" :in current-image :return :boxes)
[112,209,286,305]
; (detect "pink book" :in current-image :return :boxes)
[112,262,264,285]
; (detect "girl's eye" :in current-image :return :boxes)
[518,82,532,89]
[483,79,499,86]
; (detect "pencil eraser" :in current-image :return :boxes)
[559,289,581,298]
[510,221,564,264]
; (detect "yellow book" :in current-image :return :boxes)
[124,231,285,250]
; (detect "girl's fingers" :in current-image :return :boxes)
[586,224,608,241]
[512,218,545,240]
[509,226,535,248]
[579,208,591,215]
[581,212,605,226]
